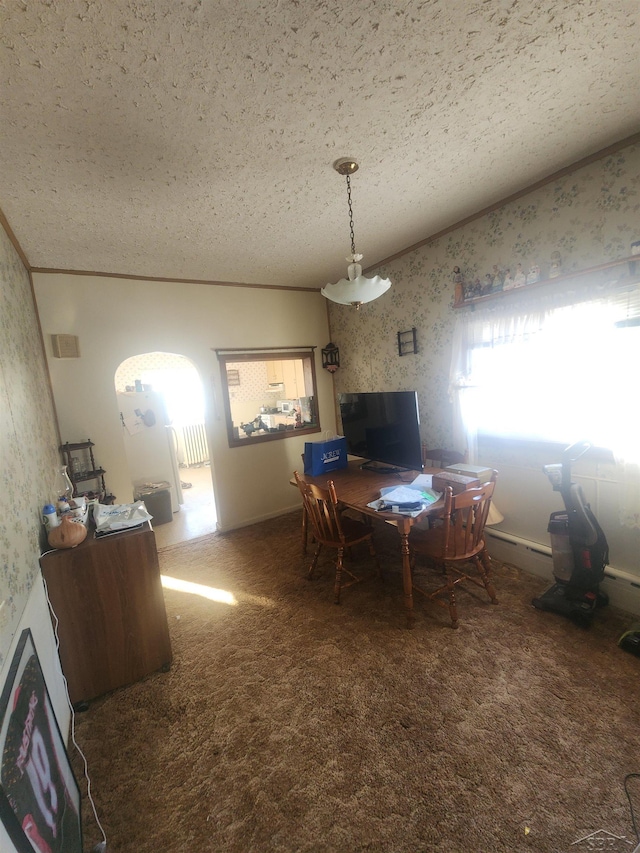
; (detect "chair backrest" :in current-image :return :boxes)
[294,471,344,546]
[421,447,466,469]
[440,477,496,560]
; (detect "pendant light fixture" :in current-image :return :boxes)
[321,158,391,309]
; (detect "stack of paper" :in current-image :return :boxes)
[366,476,442,516]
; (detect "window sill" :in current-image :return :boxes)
[454,254,639,309]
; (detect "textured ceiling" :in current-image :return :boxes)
[1,0,639,289]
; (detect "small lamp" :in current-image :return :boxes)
[486,503,505,526]
[321,342,340,373]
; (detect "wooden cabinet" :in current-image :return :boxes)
[267,359,305,398]
[40,522,172,706]
[266,360,284,386]
[283,360,305,398]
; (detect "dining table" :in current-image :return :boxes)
[292,459,479,627]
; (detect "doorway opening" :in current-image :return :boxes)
[114,352,217,547]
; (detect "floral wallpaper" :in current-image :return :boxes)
[0,227,60,668]
[330,141,640,448]
[225,360,270,404]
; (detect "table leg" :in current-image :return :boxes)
[398,520,415,628]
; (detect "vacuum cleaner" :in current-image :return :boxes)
[532,440,609,627]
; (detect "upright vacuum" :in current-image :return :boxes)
[532,440,609,627]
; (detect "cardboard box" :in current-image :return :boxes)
[432,471,480,495]
[444,463,494,483]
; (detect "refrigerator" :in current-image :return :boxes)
[117,390,183,512]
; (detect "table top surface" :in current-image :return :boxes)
[292,459,444,524]
[41,519,153,560]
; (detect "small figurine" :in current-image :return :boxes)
[482,274,494,295]
[241,416,269,436]
[453,266,466,304]
[491,265,503,288]
[502,268,514,290]
[513,263,526,288]
[549,251,562,278]
[526,264,541,284]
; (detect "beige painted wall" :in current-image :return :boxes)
[32,274,334,531]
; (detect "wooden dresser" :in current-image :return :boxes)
[40,521,172,706]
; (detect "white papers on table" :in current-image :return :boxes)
[366,478,442,516]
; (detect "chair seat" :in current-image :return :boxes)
[313,516,373,548]
[336,515,374,544]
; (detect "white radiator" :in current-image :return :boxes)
[180,423,209,466]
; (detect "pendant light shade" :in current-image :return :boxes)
[322,158,391,309]
[321,272,391,307]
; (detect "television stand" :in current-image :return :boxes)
[360,461,408,475]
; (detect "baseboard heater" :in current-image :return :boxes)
[485,527,640,617]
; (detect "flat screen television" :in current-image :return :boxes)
[338,391,423,472]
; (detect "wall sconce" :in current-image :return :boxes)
[321,342,340,373]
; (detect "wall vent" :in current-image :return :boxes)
[51,334,80,358]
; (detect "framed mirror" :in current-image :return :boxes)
[216,349,321,447]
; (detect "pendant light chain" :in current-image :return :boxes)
[345,174,357,256]
[321,156,391,307]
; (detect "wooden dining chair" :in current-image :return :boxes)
[293,471,379,605]
[416,446,465,531]
[408,474,498,628]
[298,455,365,555]
[421,446,466,469]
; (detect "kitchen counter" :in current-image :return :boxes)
[259,412,296,430]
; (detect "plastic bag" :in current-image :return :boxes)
[94,501,153,532]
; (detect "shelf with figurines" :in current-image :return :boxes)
[59,439,116,505]
[452,251,640,309]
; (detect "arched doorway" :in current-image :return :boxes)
[114,352,217,547]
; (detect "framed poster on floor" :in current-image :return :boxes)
[0,628,82,853]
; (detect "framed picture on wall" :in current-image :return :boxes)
[0,629,82,853]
